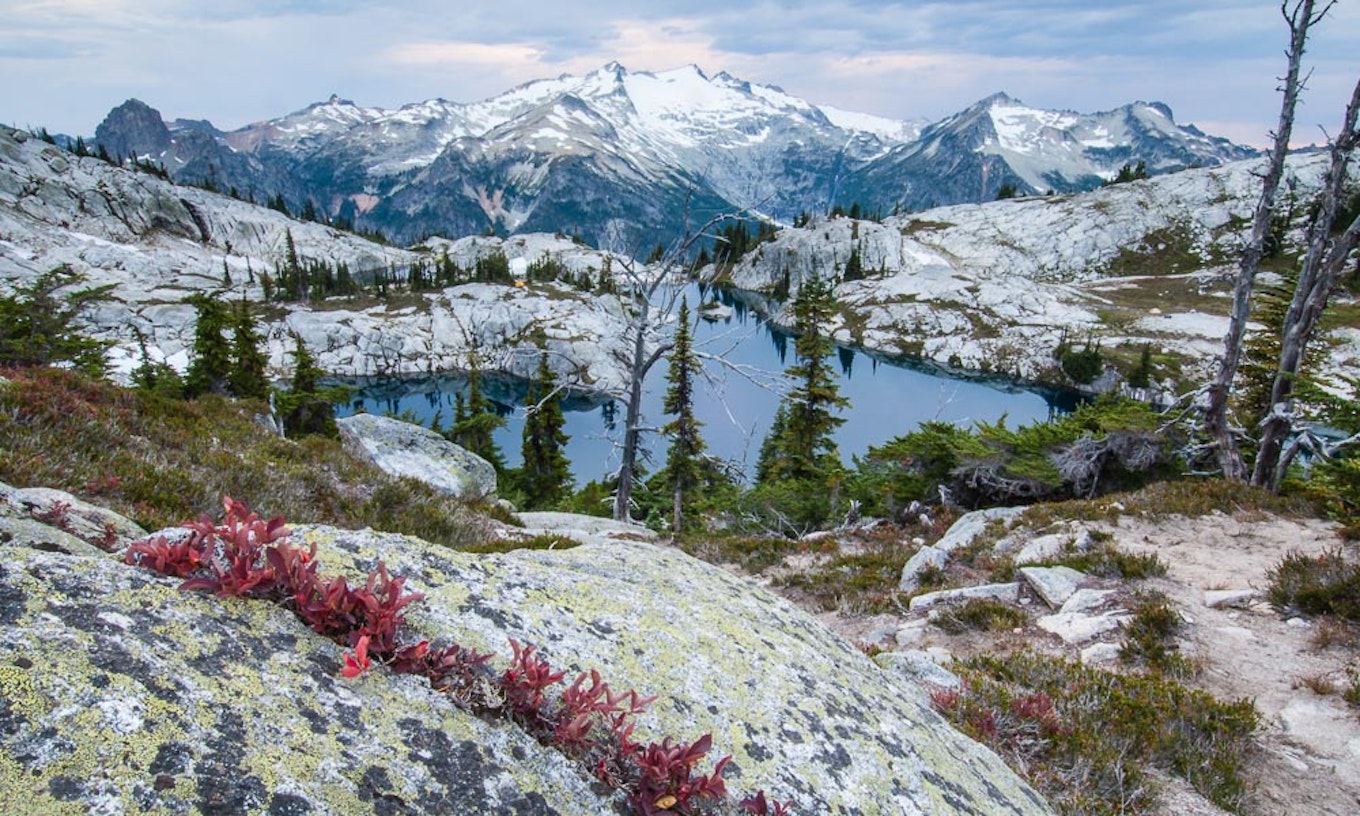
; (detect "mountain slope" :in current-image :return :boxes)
[718,151,1358,395]
[0,125,638,392]
[90,67,1256,247]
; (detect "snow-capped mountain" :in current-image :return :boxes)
[91,65,1256,248]
[840,93,1259,210]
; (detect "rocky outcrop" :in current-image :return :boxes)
[719,151,1358,391]
[0,126,640,394]
[93,99,173,164]
[0,481,147,553]
[337,413,497,499]
[0,510,1054,815]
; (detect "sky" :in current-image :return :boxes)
[1,0,1356,148]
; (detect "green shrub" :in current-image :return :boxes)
[1039,541,1168,580]
[850,398,1174,511]
[1266,547,1360,620]
[0,367,489,546]
[931,598,1028,634]
[937,651,1258,815]
[1120,591,1194,677]
[1060,343,1103,385]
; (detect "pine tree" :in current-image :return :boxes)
[659,298,707,531]
[755,403,789,484]
[227,297,270,400]
[516,353,571,509]
[184,293,233,397]
[0,265,113,377]
[762,276,848,483]
[448,365,507,473]
[279,332,338,437]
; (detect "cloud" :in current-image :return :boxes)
[384,41,548,69]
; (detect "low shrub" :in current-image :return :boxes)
[0,366,488,546]
[936,650,1258,815]
[1266,547,1360,621]
[930,598,1028,635]
[1119,591,1195,678]
[1040,541,1168,580]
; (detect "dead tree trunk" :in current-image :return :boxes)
[1202,0,1330,480]
[612,297,671,522]
[1253,77,1360,489]
[610,213,734,523]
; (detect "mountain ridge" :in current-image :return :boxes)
[88,63,1258,248]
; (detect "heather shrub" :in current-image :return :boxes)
[0,366,489,544]
[1266,547,1360,621]
[937,650,1258,815]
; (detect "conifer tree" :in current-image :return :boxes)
[516,353,571,509]
[755,403,789,484]
[184,293,233,397]
[761,276,848,483]
[228,298,270,400]
[659,298,707,530]
[0,265,113,377]
[448,364,507,473]
[279,331,338,437]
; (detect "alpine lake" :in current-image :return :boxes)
[335,284,1080,486]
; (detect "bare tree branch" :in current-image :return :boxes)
[1202,0,1328,480]
[1252,73,1360,489]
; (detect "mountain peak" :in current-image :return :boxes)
[978,91,1021,108]
[95,98,170,159]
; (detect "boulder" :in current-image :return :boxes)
[1012,528,1094,566]
[514,511,655,547]
[1018,566,1088,609]
[0,523,1054,815]
[0,481,147,551]
[898,544,950,593]
[933,506,1025,556]
[877,650,964,691]
[337,413,497,499]
[900,506,1024,592]
[908,582,1022,613]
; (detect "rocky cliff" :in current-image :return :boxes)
[718,151,1360,393]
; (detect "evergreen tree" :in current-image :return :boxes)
[516,353,571,509]
[659,298,707,531]
[228,298,270,399]
[0,265,113,377]
[761,276,848,483]
[447,364,507,473]
[843,245,864,282]
[278,332,338,437]
[755,403,789,484]
[129,327,184,399]
[183,293,233,397]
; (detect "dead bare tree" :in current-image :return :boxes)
[1202,0,1333,480]
[1252,76,1360,489]
[608,212,741,522]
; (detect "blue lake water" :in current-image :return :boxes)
[336,285,1076,485]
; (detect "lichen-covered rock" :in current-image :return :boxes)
[0,546,614,814]
[0,481,147,551]
[336,413,497,499]
[0,523,1053,815]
